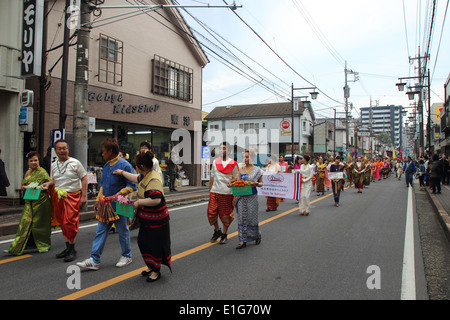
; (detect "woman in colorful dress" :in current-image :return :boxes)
[115,150,171,282]
[299,155,314,216]
[344,155,354,187]
[229,150,263,249]
[370,158,377,182]
[315,157,326,196]
[7,152,52,255]
[353,156,366,193]
[362,157,371,187]
[265,154,280,212]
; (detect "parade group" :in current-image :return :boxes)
[2,138,449,284]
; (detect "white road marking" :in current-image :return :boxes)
[401,186,416,300]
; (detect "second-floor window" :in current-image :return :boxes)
[98,34,123,86]
[152,55,193,102]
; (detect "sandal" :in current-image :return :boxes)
[146,271,161,282]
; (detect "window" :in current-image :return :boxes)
[239,123,259,134]
[152,55,193,102]
[98,34,123,86]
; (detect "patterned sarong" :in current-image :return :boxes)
[207,193,234,228]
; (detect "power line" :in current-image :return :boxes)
[221,0,345,106]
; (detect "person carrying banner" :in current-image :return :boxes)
[207,142,240,244]
[265,154,280,211]
[329,156,345,207]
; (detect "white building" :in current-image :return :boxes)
[204,102,315,164]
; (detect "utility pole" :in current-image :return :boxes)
[59,0,71,129]
[73,0,91,169]
[344,60,358,152]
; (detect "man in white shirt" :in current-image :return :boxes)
[207,142,240,244]
[42,140,87,262]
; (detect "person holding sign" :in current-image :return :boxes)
[298,155,314,216]
[76,138,136,271]
[329,156,345,207]
[6,152,52,255]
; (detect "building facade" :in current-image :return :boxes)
[360,105,404,149]
[1,0,209,202]
[0,0,27,203]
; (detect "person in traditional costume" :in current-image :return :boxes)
[265,154,280,212]
[382,159,390,179]
[228,149,263,249]
[41,140,87,262]
[115,150,171,282]
[7,152,52,255]
[299,155,314,215]
[362,157,371,187]
[376,158,383,180]
[396,159,403,180]
[344,155,354,187]
[352,156,366,193]
[315,157,326,196]
[370,158,377,182]
[208,142,240,244]
[76,138,136,271]
[330,156,345,207]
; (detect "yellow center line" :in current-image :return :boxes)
[0,254,32,265]
[58,192,335,300]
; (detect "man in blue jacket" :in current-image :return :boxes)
[403,155,416,188]
[77,138,136,270]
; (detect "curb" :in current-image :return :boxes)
[424,188,450,243]
[0,193,209,237]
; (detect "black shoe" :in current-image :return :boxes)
[255,235,261,245]
[210,229,222,242]
[236,242,246,249]
[141,269,152,277]
[172,189,178,191]
[56,242,69,259]
[219,233,228,244]
[63,244,77,262]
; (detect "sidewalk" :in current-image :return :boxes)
[0,185,210,237]
[423,181,450,242]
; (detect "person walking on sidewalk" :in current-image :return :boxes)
[41,140,87,262]
[441,154,449,185]
[76,138,136,271]
[403,156,416,188]
[207,142,240,244]
[430,154,443,194]
[167,148,179,192]
[0,148,10,197]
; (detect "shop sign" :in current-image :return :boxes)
[87,90,160,114]
[21,0,44,76]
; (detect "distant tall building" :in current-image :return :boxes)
[360,105,404,148]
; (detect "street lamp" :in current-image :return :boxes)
[291,85,319,161]
[396,82,407,92]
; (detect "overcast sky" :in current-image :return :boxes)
[177,0,449,120]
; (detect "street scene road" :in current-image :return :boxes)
[2,177,449,303]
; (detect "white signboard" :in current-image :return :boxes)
[328,172,344,180]
[257,172,301,200]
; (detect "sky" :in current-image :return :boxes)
[176,0,450,121]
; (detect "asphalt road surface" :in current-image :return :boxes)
[2,176,449,304]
